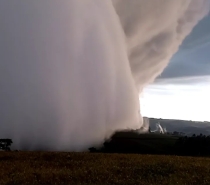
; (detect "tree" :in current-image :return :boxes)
[0,139,13,151]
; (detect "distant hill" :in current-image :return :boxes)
[149,117,210,136]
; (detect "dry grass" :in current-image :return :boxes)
[0,151,210,185]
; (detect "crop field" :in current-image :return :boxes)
[0,152,210,185]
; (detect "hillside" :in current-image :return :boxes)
[149,117,210,135]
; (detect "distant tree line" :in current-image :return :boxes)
[89,133,210,157]
[174,134,210,156]
[0,139,13,151]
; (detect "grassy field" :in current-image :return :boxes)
[0,152,210,185]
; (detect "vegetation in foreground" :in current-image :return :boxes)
[0,152,210,185]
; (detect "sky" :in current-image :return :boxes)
[141,14,210,121]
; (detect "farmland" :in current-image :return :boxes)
[0,152,210,185]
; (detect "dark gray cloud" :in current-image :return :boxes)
[158,14,210,79]
[181,14,210,50]
[155,76,210,85]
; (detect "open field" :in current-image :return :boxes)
[0,152,210,185]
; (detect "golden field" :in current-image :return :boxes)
[0,152,210,185]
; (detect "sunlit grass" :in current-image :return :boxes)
[0,152,210,185]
